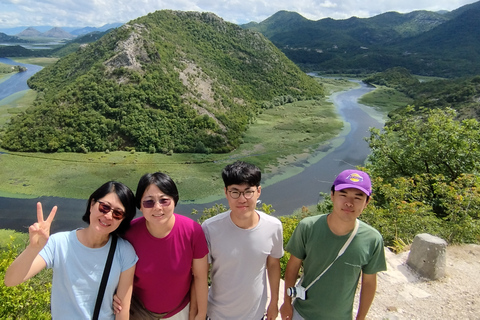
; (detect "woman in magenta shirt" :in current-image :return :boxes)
[123,172,208,320]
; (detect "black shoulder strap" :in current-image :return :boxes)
[92,234,118,320]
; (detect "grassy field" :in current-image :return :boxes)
[358,86,414,113]
[0,89,37,128]
[0,77,359,202]
[11,57,59,67]
[0,58,55,130]
[0,62,15,83]
[318,77,360,95]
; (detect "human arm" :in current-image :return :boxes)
[190,255,208,320]
[355,272,377,320]
[189,276,197,320]
[114,265,136,320]
[279,254,303,320]
[4,202,56,286]
[266,256,281,320]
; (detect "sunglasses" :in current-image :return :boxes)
[142,198,172,208]
[96,201,125,220]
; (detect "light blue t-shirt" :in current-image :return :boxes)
[39,229,138,320]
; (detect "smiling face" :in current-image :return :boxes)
[140,184,175,228]
[89,192,124,235]
[330,187,370,223]
[225,183,261,219]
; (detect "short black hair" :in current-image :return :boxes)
[135,172,179,208]
[222,161,261,188]
[82,181,136,235]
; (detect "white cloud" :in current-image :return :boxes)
[0,0,478,29]
[320,1,338,9]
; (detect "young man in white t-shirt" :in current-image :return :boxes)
[202,161,284,320]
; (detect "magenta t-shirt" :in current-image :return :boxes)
[124,214,208,317]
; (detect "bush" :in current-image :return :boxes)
[0,235,52,319]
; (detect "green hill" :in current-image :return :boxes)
[363,67,480,120]
[1,10,324,154]
[242,2,480,77]
[50,30,113,57]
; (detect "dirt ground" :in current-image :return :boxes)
[274,244,480,320]
[357,244,480,320]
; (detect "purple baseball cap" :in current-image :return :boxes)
[333,169,372,196]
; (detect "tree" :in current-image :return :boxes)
[362,107,480,245]
[366,107,480,183]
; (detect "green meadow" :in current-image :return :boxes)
[358,86,414,113]
[0,68,359,202]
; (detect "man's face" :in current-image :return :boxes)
[225,183,261,217]
[330,187,370,222]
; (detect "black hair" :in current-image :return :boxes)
[331,185,370,202]
[135,172,179,208]
[82,181,136,235]
[222,161,261,188]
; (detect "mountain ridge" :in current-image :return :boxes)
[241,1,480,77]
[1,10,324,154]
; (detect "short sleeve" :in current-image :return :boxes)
[193,221,209,259]
[201,222,213,264]
[285,219,308,260]
[362,235,387,274]
[117,238,138,272]
[270,219,284,259]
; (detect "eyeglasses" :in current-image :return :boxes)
[142,198,172,208]
[96,201,125,220]
[227,188,257,199]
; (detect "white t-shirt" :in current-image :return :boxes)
[39,229,138,319]
[202,210,284,320]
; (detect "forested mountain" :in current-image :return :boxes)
[243,1,480,77]
[363,67,480,119]
[50,30,113,57]
[0,10,324,154]
[0,32,29,43]
[246,9,447,48]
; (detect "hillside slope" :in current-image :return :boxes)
[243,2,480,77]
[1,10,324,153]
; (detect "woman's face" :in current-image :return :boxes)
[89,191,124,235]
[140,184,175,227]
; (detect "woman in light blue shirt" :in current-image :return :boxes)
[4,181,138,320]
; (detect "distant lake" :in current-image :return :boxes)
[0,78,383,233]
[0,40,66,50]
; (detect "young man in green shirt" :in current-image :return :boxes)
[280,169,387,320]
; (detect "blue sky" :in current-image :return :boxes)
[0,0,478,29]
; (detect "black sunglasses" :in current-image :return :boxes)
[142,198,172,208]
[96,201,125,220]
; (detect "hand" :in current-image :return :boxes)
[28,202,57,250]
[266,302,279,320]
[113,294,123,314]
[280,302,293,320]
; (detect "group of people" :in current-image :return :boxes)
[4,160,386,320]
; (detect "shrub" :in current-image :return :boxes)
[0,236,52,319]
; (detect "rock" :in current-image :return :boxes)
[406,233,447,280]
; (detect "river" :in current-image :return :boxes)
[0,58,43,100]
[0,70,383,233]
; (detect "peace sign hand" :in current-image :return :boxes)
[28,202,57,250]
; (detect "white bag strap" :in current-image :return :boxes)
[304,219,359,292]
